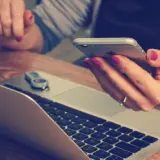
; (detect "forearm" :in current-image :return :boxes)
[33,12,61,54]
[0,24,43,53]
[24,24,43,53]
[30,0,93,54]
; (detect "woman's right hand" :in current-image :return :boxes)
[0,0,29,40]
[0,0,43,52]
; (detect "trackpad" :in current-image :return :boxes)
[53,87,126,119]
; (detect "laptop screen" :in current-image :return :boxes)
[0,135,59,160]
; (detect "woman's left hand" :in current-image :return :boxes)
[85,49,160,111]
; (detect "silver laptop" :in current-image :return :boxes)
[2,71,160,160]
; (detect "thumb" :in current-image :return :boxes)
[24,10,35,27]
[147,49,160,67]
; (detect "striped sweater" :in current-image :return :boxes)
[35,0,91,37]
[33,0,101,53]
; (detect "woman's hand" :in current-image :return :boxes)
[85,49,160,111]
[0,0,43,52]
[0,0,26,40]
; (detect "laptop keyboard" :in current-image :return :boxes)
[4,84,158,160]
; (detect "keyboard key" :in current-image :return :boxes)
[74,140,85,147]
[68,123,83,130]
[106,155,123,160]
[84,121,97,128]
[93,150,110,158]
[50,115,61,122]
[73,133,88,141]
[64,128,76,136]
[130,131,145,138]
[81,145,97,153]
[103,136,119,144]
[41,104,52,110]
[47,111,54,115]
[72,117,87,124]
[97,142,113,150]
[51,108,64,116]
[116,142,140,153]
[95,126,110,133]
[60,126,66,130]
[37,97,52,104]
[142,136,158,143]
[88,155,100,160]
[106,130,122,137]
[131,140,150,148]
[62,113,76,120]
[77,112,105,124]
[117,127,133,134]
[85,138,100,145]
[79,127,94,135]
[92,132,106,140]
[87,116,106,124]
[119,135,134,142]
[103,122,121,129]
[110,147,132,158]
[56,119,71,126]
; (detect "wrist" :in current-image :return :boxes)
[28,24,43,53]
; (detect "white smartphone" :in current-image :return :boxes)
[73,38,154,74]
[73,38,146,61]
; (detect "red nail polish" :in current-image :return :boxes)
[16,36,23,42]
[151,51,158,61]
[112,56,120,64]
[91,59,102,68]
[29,15,33,20]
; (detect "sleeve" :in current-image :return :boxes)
[33,0,93,53]
[33,12,61,54]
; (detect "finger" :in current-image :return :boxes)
[85,58,124,100]
[11,0,25,41]
[147,49,160,80]
[24,10,35,27]
[147,49,160,67]
[111,55,160,105]
[84,59,141,111]
[91,57,154,111]
[0,0,12,37]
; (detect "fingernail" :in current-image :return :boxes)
[112,56,120,64]
[16,36,23,42]
[91,59,102,68]
[29,15,33,20]
[150,51,158,61]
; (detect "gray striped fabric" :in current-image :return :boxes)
[34,0,93,39]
